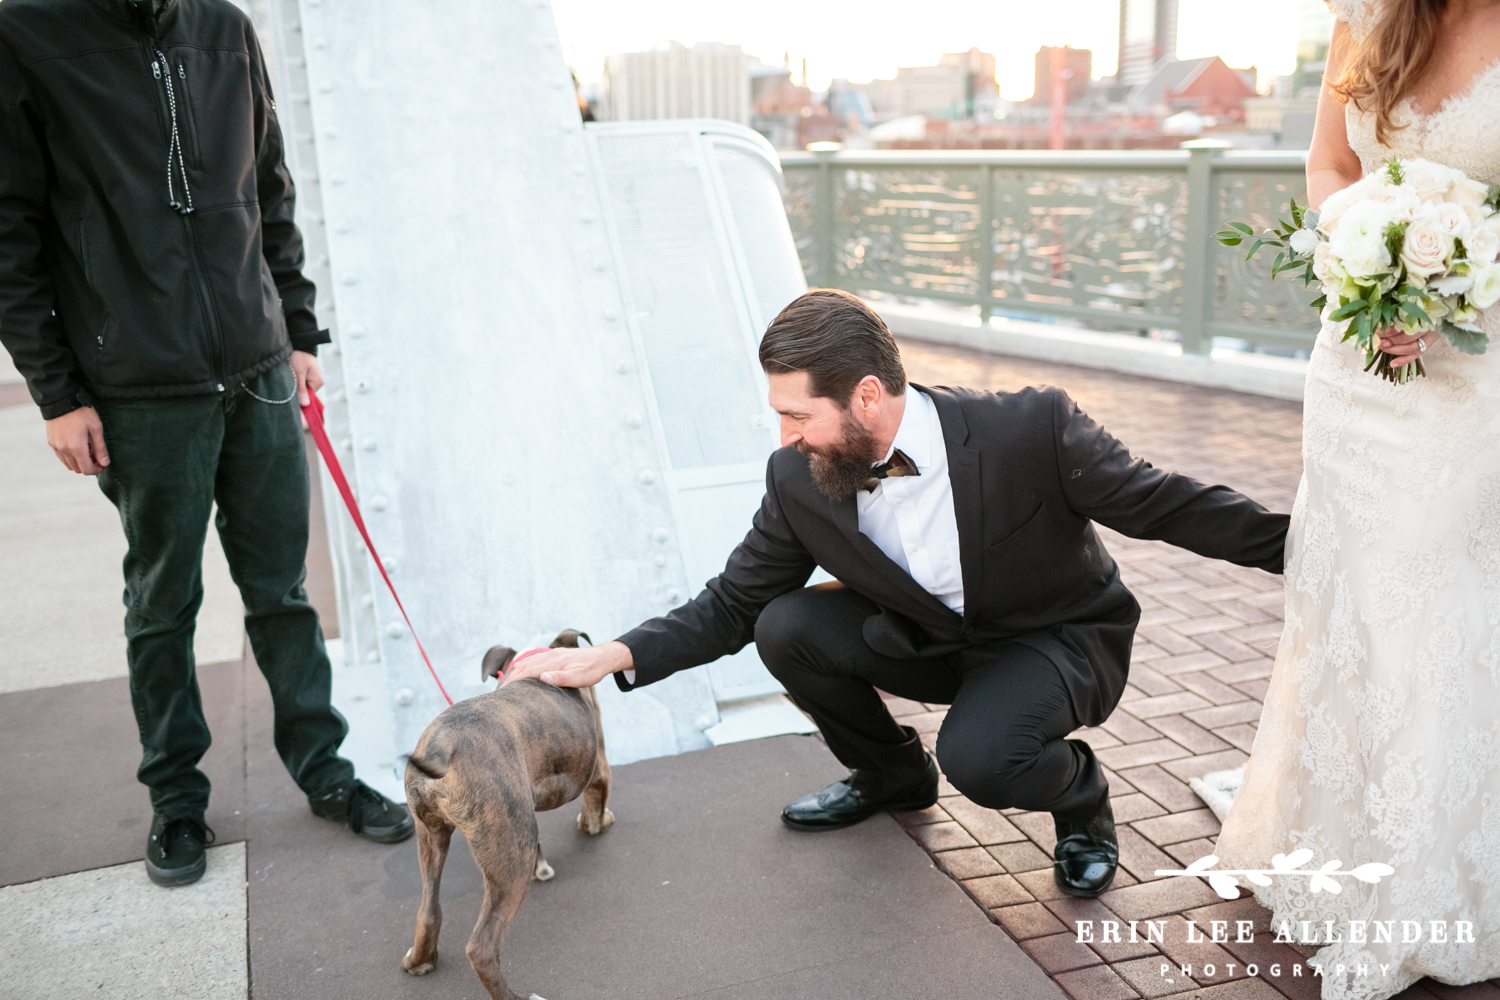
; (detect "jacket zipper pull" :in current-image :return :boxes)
[178,63,186,80]
[152,60,161,80]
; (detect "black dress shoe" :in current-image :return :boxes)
[781,753,939,832]
[1053,794,1119,897]
[310,779,416,844]
[145,814,214,887]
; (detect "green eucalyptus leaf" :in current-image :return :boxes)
[1330,299,1368,321]
[1399,300,1431,324]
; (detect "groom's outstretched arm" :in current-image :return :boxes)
[613,453,819,687]
[1048,389,1289,573]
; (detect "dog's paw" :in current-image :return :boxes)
[402,947,436,976]
[534,857,555,881]
[577,807,615,835]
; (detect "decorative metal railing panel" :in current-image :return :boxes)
[781,148,1315,355]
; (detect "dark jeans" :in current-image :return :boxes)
[755,586,1108,820]
[96,363,353,821]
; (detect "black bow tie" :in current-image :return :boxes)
[862,448,920,493]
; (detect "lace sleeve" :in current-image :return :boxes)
[1325,0,1376,41]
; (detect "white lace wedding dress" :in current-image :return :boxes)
[1214,3,1500,998]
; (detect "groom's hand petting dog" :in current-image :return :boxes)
[500,638,634,689]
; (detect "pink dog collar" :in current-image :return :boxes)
[504,648,549,677]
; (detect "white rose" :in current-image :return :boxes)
[1470,264,1500,309]
[1289,228,1321,255]
[1466,224,1500,265]
[1317,183,1365,234]
[1406,159,1459,203]
[1389,190,1427,224]
[1432,202,1472,241]
[1312,241,1342,285]
[1400,217,1454,278]
[1448,176,1490,209]
[1329,200,1394,278]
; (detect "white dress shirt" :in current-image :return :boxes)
[857,388,964,614]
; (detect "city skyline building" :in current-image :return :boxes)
[1117,0,1178,88]
[600,41,752,125]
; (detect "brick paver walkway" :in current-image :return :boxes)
[887,340,1500,1000]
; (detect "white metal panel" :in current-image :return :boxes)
[255,2,817,767]
[587,121,807,703]
[280,0,719,764]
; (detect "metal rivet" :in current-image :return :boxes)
[652,528,671,544]
[593,258,607,272]
[338,438,352,451]
[346,323,365,337]
[325,128,338,138]
[330,173,346,185]
[604,308,619,321]
[361,594,374,608]
[336,222,351,234]
[382,557,397,572]
[366,649,380,662]
[615,361,630,374]
[361,438,377,451]
[654,554,666,567]
[393,687,415,706]
[622,412,642,429]
[638,470,656,486]
[666,589,682,603]
[342,273,358,285]
[313,36,327,48]
[318,81,333,93]
[355,378,371,392]
[370,496,388,511]
[386,623,405,639]
[502,473,517,485]
[572,164,586,176]
[580,211,594,224]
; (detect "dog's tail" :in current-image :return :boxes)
[401,750,449,781]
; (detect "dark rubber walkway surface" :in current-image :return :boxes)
[1,657,1064,1000]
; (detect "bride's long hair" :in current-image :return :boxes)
[1329,0,1446,144]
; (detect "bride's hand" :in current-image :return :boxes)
[1377,329,1440,367]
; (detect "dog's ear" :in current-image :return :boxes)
[551,629,592,649]
[481,645,519,682]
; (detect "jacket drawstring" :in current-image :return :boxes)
[152,49,194,215]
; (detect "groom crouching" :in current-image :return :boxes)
[507,289,1289,898]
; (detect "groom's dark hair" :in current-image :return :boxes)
[759,289,907,408]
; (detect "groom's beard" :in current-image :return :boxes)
[796,409,880,501]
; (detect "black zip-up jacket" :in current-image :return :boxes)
[0,0,326,419]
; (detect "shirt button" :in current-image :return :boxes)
[894,498,904,505]
[909,544,919,552]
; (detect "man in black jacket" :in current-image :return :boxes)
[0,0,412,886]
[508,289,1288,898]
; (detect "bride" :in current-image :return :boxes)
[1214,1,1500,998]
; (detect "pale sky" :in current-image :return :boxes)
[552,0,1306,99]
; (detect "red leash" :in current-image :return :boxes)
[303,393,454,707]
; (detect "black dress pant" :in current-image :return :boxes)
[755,586,1108,820]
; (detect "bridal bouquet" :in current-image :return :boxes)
[1216,158,1500,383]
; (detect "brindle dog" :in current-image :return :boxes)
[400,629,613,1000]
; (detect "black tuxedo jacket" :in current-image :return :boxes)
[617,384,1288,727]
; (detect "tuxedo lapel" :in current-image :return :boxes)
[829,490,956,619]
[922,386,983,628]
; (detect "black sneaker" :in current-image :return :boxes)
[145,814,214,887]
[309,779,415,844]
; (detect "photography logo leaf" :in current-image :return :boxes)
[1156,849,1396,900]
